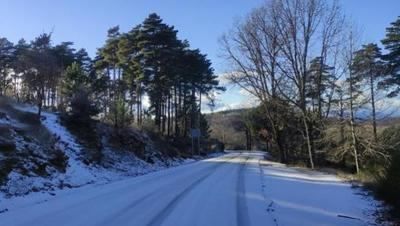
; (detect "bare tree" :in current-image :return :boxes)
[222,0,346,168]
[344,28,361,174]
[220,4,289,162]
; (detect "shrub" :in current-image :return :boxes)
[107,97,132,129]
[49,150,69,173]
[378,153,400,207]
[376,126,400,212]
[69,88,98,124]
[61,115,103,164]
[0,158,18,185]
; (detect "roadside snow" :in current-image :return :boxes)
[12,104,98,187]
[255,157,382,226]
[1,104,199,208]
[0,152,385,226]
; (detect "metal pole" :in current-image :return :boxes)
[192,136,194,156]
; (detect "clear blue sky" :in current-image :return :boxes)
[0,0,399,110]
[0,0,263,72]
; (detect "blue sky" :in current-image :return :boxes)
[0,0,399,111]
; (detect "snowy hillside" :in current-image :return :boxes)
[0,99,196,199]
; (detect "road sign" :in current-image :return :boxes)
[191,129,201,138]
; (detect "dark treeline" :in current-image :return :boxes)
[0,13,223,141]
[222,0,400,215]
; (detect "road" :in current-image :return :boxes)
[0,152,376,226]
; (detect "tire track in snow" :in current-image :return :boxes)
[236,155,250,226]
[26,154,239,226]
[146,154,241,226]
[99,190,159,226]
[98,154,239,226]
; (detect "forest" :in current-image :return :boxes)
[0,13,223,154]
[0,0,399,222]
[220,0,400,217]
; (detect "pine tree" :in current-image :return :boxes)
[306,57,335,116]
[91,13,223,142]
[0,38,15,96]
[62,62,89,103]
[108,97,131,129]
[20,33,61,116]
[74,49,92,72]
[96,26,124,108]
[352,43,385,140]
[381,16,400,97]
[137,13,182,132]
[116,25,143,124]
[61,62,98,124]
[13,39,30,101]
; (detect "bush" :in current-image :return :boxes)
[107,97,132,129]
[61,115,103,164]
[49,150,69,173]
[0,158,18,185]
[378,153,400,207]
[69,88,98,123]
[63,87,102,164]
[376,126,400,213]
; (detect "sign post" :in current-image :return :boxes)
[191,129,201,156]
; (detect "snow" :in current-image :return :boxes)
[1,103,385,225]
[0,116,20,127]
[0,152,385,226]
[44,112,97,186]
[1,103,196,197]
[5,104,98,192]
[253,156,381,225]
[0,118,9,124]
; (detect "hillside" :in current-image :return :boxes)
[207,107,400,151]
[206,108,262,150]
[0,97,196,197]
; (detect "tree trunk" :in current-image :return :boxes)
[317,70,323,119]
[167,94,171,137]
[339,93,345,145]
[174,86,179,137]
[191,85,196,130]
[349,67,360,174]
[370,75,377,141]
[350,110,359,174]
[262,101,287,163]
[37,88,44,117]
[302,112,315,169]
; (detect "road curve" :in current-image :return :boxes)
[0,153,271,226]
[0,152,374,226]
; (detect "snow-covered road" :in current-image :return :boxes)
[0,152,378,226]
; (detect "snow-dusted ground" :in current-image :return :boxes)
[1,103,196,198]
[254,154,381,226]
[0,152,382,226]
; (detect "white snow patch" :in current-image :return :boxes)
[256,158,384,226]
[1,102,211,215]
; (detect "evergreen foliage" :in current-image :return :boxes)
[0,13,222,141]
[381,16,400,97]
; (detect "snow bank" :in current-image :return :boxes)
[0,152,386,226]
[256,158,383,226]
[1,103,194,198]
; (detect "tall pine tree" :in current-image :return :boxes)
[381,16,400,97]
